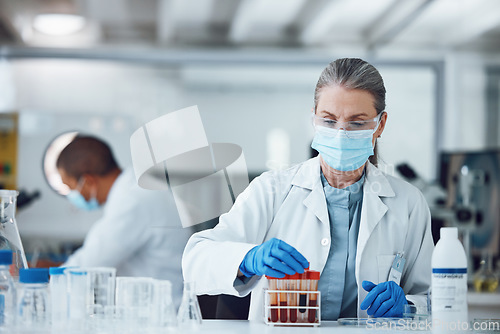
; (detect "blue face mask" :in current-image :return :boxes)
[66,178,100,211]
[311,125,378,172]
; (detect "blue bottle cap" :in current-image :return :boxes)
[0,250,13,265]
[19,268,50,284]
[49,267,66,275]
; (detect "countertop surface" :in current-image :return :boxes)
[174,320,432,333]
[13,319,500,333]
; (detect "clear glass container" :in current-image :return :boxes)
[65,267,116,331]
[0,190,28,278]
[115,276,154,329]
[16,268,50,330]
[177,281,202,329]
[0,250,15,328]
[49,267,69,330]
[473,252,498,293]
[152,279,177,328]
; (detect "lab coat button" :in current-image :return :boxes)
[321,238,330,246]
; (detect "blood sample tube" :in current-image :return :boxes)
[288,273,299,323]
[279,275,288,323]
[266,276,278,323]
[298,271,308,322]
[307,270,320,323]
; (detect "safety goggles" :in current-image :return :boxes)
[312,112,383,132]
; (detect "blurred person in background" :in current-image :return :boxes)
[57,135,190,308]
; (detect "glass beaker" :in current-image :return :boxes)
[152,279,177,328]
[0,190,28,278]
[115,276,154,329]
[66,267,116,331]
[177,281,202,328]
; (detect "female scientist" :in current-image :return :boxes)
[182,58,433,321]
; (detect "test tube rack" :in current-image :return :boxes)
[264,289,321,327]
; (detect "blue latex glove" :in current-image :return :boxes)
[239,238,309,278]
[360,281,408,317]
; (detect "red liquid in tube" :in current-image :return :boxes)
[307,271,320,323]
[266,276,279,322]
[289,273,299,323]
[278,275,288,323]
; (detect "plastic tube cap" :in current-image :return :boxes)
[0,250,13,265]
[440,227,458,239]
[20,268,50,284]
[307,271,320,280]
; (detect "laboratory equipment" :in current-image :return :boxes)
[264,270,321,326]
[177,281,202,328]
[289,273,299,323]
[0,250,15,328]
[278,276,288,323]
[307,271,320,323]
[16,268,50,330]
[0,190,28,277]
[432,227,468,326]
[473,252,498,292]
[267,275,278,322]
[439,151,500,274]
[403,304,429,321]
[151,279,177,328]
[66,267,116,330]
[49,267,69,330]
[115,276,154,328]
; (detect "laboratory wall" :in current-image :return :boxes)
[0,51,496,250]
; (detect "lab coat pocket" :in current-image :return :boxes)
[377,254,395,283]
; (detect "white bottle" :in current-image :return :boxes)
[0,250,16,329]
[431,227,468,330]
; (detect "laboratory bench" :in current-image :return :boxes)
[181,320,423,333]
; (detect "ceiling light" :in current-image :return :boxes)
[33,14,86,36]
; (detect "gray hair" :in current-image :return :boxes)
[314,58,386,114]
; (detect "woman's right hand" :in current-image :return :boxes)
[238,238,309,278]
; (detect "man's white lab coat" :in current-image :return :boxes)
[182,157,434,320]
[65,168,191,308]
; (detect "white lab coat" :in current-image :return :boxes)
[182,157,434,320]
[65,168,192,308]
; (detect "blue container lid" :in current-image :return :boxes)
[49,267,66,275]
[0,250,13,265]
[20,268,49,284]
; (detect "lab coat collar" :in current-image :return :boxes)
[364,162,396,198]
[290,157,321,190]
[295,157,329,225]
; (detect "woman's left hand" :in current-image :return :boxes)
[360,280,408,317]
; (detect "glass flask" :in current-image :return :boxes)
[177,281,202,328]
[473,252,498,293]
[0,190,28,278]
